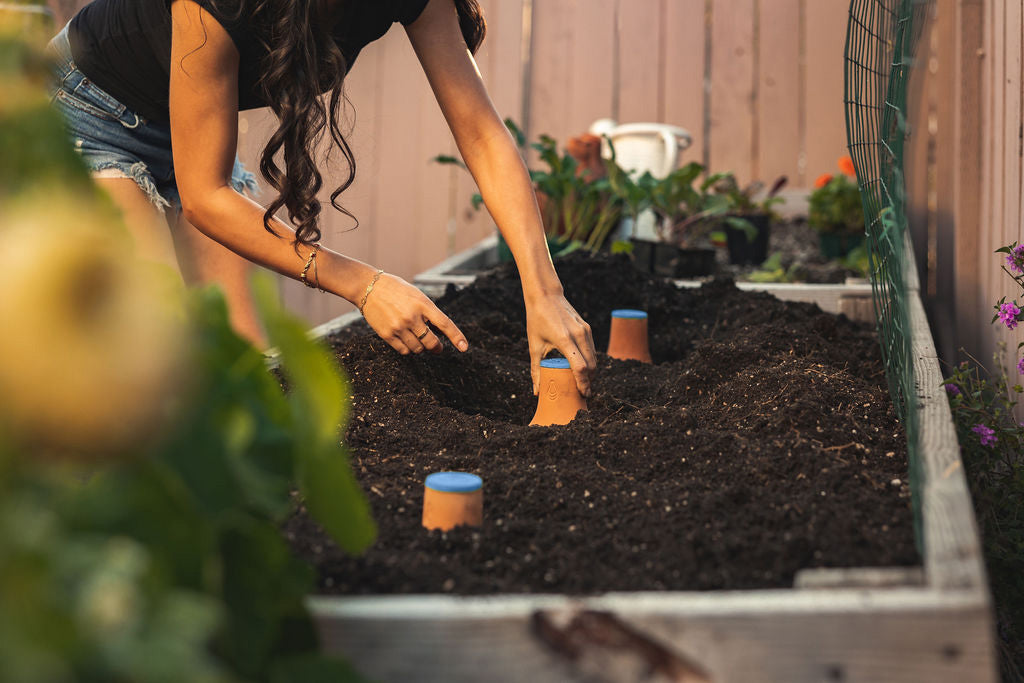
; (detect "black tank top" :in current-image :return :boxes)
[68,0,429,124]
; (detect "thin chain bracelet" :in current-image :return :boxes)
[300,243,321,289]
[359,269,385,314]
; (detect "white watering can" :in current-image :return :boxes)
[589,119,694,241]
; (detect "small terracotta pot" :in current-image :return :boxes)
[606,309,652,363]
[422,472,483,532]
[530,358,587,426]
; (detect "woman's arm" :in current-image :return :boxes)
[405,0,597,395]
[168,0,467,355]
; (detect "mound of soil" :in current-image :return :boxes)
[284,252,917,595]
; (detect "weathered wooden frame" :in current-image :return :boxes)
[298,244,994,682]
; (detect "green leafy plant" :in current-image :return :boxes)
[808,157,865,236]
[746,252,806,283]
[706,173,788,243]
[943,242,1024,681]
[433,120,624,254]
[0,280,375,683]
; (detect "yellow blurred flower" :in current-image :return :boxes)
[0,195,191,456]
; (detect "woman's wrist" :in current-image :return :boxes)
[315,249,381,305]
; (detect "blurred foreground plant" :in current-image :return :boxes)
[0,15,374,682]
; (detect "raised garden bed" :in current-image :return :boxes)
[414,231,875,324]
[286,252,993,682]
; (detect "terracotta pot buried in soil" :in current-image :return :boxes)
[530,358,587,426]
[606,309,652,363]
[422,472,483,532]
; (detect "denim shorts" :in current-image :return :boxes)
[46,24,259,215]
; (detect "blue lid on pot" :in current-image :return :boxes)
[611,309,648,319]
[425,472,483,493]
[540,358,571,370]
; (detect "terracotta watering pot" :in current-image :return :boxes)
[422,472,483,532]
[530,358,587,426]
[606,309,652,363]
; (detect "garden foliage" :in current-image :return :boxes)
[808,157,865,236]
[944,242,1024,681]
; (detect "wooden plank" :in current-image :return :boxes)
[412,48,455,275]
[952,0,984,360]
[567,0,616,136]
[934,4,957,323]
[803,0,850,182]
[756,0,802,185]
[311,588,993,683]
[985,0,1005,358]
[312,39,385,323]
[617,0,663,124]
[453,0,526,252]
[709,0,756,183]
[526,0,574,154]
[373,28,430,280]
[1003,0,1023,388]
[662,0,707,165]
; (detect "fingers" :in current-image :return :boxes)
[423,304,469,352]
[397,328,427,355]
[530,348,541,396]
[563,341,593,398]
[575,319,598,372]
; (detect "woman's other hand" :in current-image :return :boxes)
[526,293,597,397]
[361,273,469,355]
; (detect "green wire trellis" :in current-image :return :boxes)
[844,0,932,537]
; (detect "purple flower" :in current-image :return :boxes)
[1019,356,1024,376]
[998,302,1021,330]
[1008,245,1024,274]
[972,423,997,447]
[945,383,961,396]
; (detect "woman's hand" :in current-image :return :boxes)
[526,293,597,397]
[361,273,469,355]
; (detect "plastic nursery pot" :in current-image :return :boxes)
[818,232,865,260]
[606,309,652,363]
[629,238,717,278]
[725,214,771,266]
[530,358,588,427]
[422,472,484,532]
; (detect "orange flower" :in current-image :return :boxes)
[838,156,856,176]
[814,173,834,189]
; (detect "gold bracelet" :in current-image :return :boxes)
[358,269,385,314]
[300,243,321,289]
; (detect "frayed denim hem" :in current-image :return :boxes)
[91,161,173,215]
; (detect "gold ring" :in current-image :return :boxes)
[415,328,430,340]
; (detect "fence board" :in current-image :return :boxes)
[953,0,983,359]
[709,0,756,183]
[757,0,803,186]
[803,0,849,181]
[617,0,664,124]
[42,0,858,329]
[568,0,617,136]
[662,0,708,165]
[527,0,575,151]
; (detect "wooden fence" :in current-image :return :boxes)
[47,0,852,326]
[237,0,855,325]
[904,0,1024,410]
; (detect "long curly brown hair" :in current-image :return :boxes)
[212,0,485,247]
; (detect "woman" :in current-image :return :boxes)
[49,0,596,397]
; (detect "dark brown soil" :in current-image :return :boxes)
[284,252,918,595]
